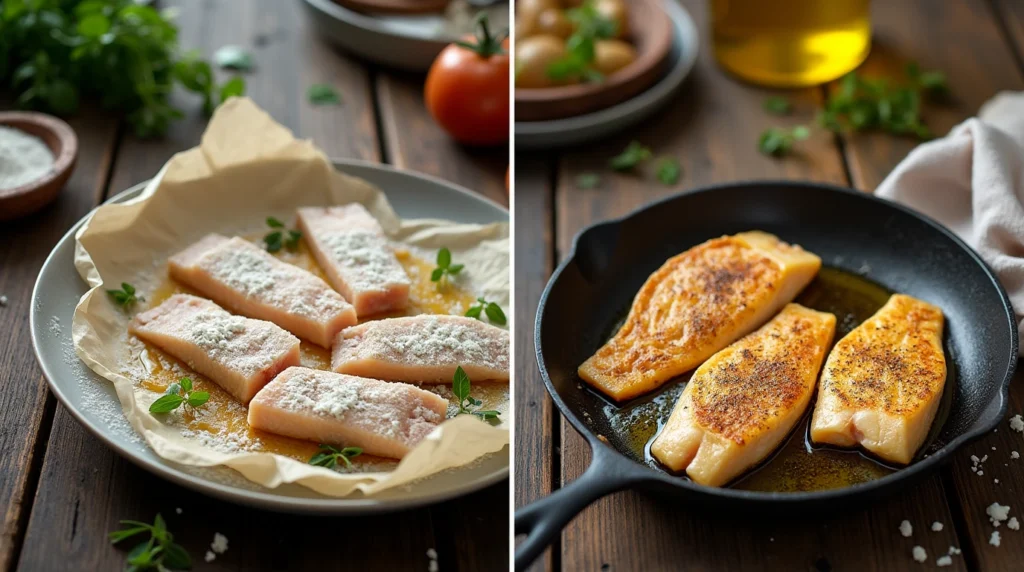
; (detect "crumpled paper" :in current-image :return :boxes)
[71,98,509,497]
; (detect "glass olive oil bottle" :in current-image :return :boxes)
[710,0,872,87]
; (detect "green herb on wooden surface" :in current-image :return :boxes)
[763,96,792,115]
[452,366,501,424]
[309,444,363,469]
[575,173,601,189]
[758,125,810,157]
[307,83,342,105]
[109,513,191,571]
[609,140,652,171]
[465,297,507,325]
[655,157,682,185]
[149,377,209,414]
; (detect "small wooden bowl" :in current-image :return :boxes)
[331,0,449,14]
[0,112,77,221]
[515,0,674,122]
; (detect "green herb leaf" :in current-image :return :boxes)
[266,217,285,228]
[107,283,140,309]
[609,141,652,171]
[763,96,792,115]
[263,231,283,253]
[452,365,471,406]
[187,392,209,408]
[179,377,192,393]
[308,444,362,469]
[149,393,184,414]
[437,247,452,269]
[218,76,246,103]
[465,305,483,318]
[758,126,810,157]
[431,247,463,289]
[214,45,253,71]
[655,157,682,186]
[285,229,302,250]
[109,526,150,545]
[308,83,341,105]
[484,302,507,325]
[430,267,445,282]
[447,263,464,275]
[575,173,601,190]
[110,514,190,571]
[160,542,191,570]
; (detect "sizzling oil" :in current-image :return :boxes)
[602,267,952,492]
[127,235,501,469]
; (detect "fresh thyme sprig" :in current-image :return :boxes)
[309,444,363,469]
[109,514,191,571]
[263,217,302,253]
[465,297,507,326]
[609,140,652,172]
[149,377,210,414]
[431,247,464,288]
[107,282,142,309]
[452,366,500,424]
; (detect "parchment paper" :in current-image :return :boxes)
[71,98,509,497]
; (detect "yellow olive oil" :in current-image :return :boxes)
[710,0,872,87]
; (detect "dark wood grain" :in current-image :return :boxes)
[14,0,507,570]
[989,0,1024,78]
[376,72,509,207]
[512,157,556,572]
[0,110,119,572]
[546,1,969,570]
[842,0,1024,191]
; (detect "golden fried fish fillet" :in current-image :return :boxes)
[649,304,836,487]
[578,231,821,401]
[810,294,946,465]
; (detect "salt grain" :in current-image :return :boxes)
[948,546,961,555]
[205,551,216,563]
[936,555,953,567]
[1009,517,1020,531]
[1012,451,1020,459]
[175,507,182,515]
[0,295,7,306]
[912,546,927,562]
[900,520,913,537]
[990,530,1001,547]
[211,532,229,554]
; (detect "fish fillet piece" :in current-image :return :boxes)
[332,315,509,383]
[810,294,946,465]
[296,204,411,316]
[129,294,300,404]
[247,366,449,459]
[168,234,357,347]
[650,304,836,487]
[579,231,822,401]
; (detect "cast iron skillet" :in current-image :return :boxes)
[514,181,1018,571]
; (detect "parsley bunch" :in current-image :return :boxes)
[819,64,947,138]
[109,514,190,571]
[0,0,246,137]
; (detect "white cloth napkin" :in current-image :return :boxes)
[876,91,1024,350]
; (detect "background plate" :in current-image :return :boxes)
[30,159,509,515]
[514,0,699,149]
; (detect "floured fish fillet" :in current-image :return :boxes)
[579,231,822,401]
[247,366,448,459]
[810,294,946,465]
[129,294,300,404]
[296,204,411,316]
[650,304,835,487]
[332,315,509,383]
[168,234,357,348]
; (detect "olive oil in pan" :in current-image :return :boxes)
[595,267,954,492]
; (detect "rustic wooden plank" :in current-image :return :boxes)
[843,0,1024,191]
[376,72,509,207]
[17,2,449,571]
[989,0,1024,74]
[512,157,556,572]
[431,482,510,572]
[0,109,119,571]
[552,1,967,570]
[839,1,1024,567]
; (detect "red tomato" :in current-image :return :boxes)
[425,18,510,146]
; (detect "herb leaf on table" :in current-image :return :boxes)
[308,83,342,105]
[109,513,191,571]
[609,141,653,171]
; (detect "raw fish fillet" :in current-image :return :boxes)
[650,304,835,487]
[810,294,946,464]
[247,366,449,459]
[129,294,300,404]
[332,315,509,383]
[579,231,821,401]
[296,204,410,316]
[168,234,356,347]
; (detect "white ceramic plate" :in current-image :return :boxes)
[515,0,699,149]
[31,159,509,514]
[300,0,509,72]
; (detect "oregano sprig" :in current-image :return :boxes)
[109,514,191,571]
[309,444,363,469]
[465,297,507,326]
[263,216,302,253]
[452,366,501,424]
[107,282,142,309]
[149,377,210,414]
[431,247,464,288]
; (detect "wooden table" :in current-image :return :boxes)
[0,1,508,570]
[515,0,1024,570]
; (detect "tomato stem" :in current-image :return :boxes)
[455,13,507,58]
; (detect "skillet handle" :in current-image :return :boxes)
[514,444,641,571]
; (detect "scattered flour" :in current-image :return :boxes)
[931,522,943,532]
[205,551,216,563]
[936,555,953,567]
[1010,414,1024,433]
[990,530,1001,547]
[948,546,961,555]
[49,315,61,336]
[911,546,927,563]
[987,503,1010,527]
[1012,451,1020,459]
[427,547,439,572]
[211,532,229,554]
[0,294,7,306]
[175,507,182,515]
[1009,517,1020,531]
